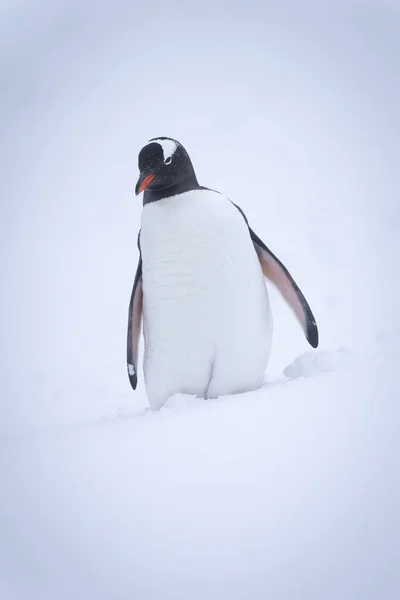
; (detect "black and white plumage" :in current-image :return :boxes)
[127,137,318,409]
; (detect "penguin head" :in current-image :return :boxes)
[135,137,199,200]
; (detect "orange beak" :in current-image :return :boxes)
[135,173,156,195]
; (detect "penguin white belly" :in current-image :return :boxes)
[140,189,272,409]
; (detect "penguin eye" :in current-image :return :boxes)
[165,157,172,165]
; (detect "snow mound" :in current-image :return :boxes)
[283,348,355,379]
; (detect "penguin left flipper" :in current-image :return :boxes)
[251,228,319,348]
[126,254,143,390]
[232,203,318,348]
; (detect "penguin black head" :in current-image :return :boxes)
[135,137,200,203]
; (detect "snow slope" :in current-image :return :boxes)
[1,1,400,598]
[1,354,399,600]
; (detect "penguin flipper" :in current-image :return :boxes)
[231,201,318,347]
[127,256,143,390]
[251,229,319,348]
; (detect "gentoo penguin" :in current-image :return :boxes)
[127,137,318,409]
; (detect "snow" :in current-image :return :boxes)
[1,354,399,600]
[1,1,400,599]
[127,363,135,376]
[283,348,355,378]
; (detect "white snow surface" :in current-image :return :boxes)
[1,355,399,600]
[141,189,271,408]
[1,1,400,599]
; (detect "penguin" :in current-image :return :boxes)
[127,137,318,409]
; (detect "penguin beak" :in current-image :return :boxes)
[135,172,156,195]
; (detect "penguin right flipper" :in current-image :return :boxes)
[126,237,143,390]
[231,202,318,348]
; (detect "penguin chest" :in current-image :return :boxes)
[140,190,271,364]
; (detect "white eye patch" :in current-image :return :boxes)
[148,138,177,163]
